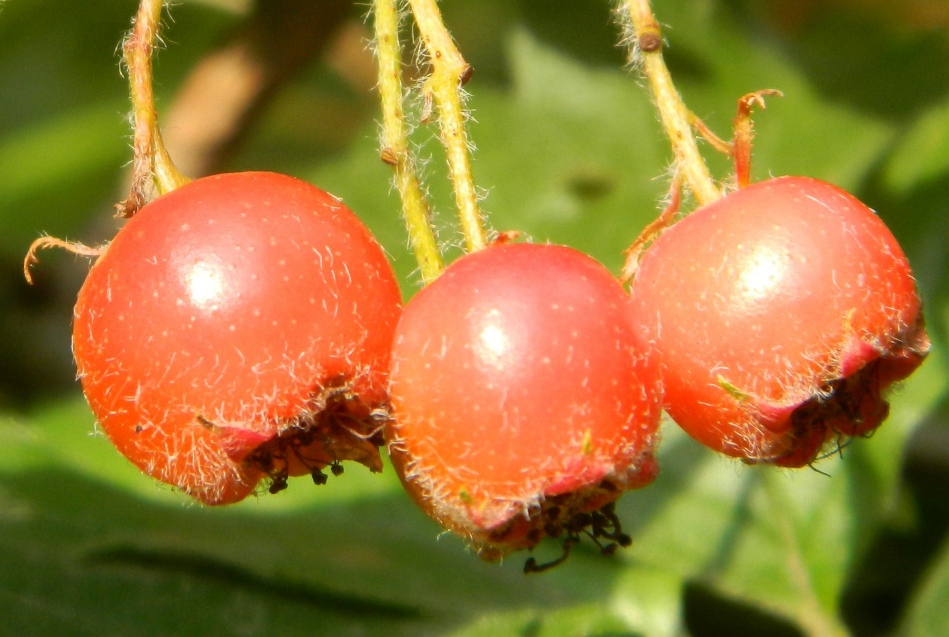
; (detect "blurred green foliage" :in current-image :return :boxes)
[1,0,948,635]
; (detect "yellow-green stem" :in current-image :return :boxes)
[151,127,189,193]
[621,0,721,206]
[373,0,444,284]
[407,0,486,252]
[120,0,189,217]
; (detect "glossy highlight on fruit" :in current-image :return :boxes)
[387,242,662,562]
[73,172,402,504]
[629,176,929,466]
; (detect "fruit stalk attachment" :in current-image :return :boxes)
[119,0,189,217]
[372,0,444,283]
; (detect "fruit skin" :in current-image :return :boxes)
[73,172,402,504]
[629,176,929,466]
[387,242,661,560]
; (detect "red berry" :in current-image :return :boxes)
[387,243,661,562]
[629,176,929,466]
[73,172,402,504]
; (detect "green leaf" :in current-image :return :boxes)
[0,397,640,637]
[649,1,897,190]
[0,0,239,259]
[0,101,129,256]
[449,603,641,637]
[615,351,945,635]
[884,95,949,193]
[609,566,687,637]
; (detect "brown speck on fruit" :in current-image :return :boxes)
[599,479,618,493]
[196,415,215,428]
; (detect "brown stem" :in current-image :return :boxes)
[159,0,351,178]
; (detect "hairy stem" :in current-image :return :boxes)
[733,90,782,188]
[119,0,189,217]
[373,0,444,283]
[407,0,486,252]
[619,0,721,206]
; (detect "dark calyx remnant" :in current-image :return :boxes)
[775,359,890,469]
[523,495,632,574]
[243,385,388,495]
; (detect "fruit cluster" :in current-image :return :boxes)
[24,0,930,572]
[54,168,927,567]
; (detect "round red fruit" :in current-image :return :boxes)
[387,243,661,562]
[73,172,402,504]
[629,176,929,466]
